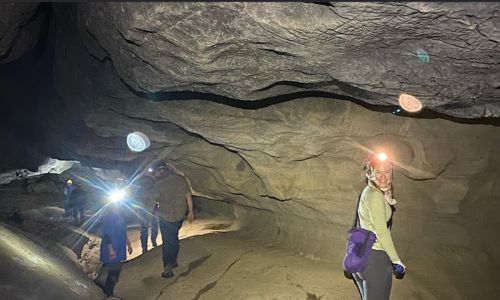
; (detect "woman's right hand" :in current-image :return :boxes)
[393,260,406,270]
[392,260,406,279]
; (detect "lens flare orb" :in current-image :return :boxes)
[399,93,423,113]
[416,48,430,63]
[127,132,151,152]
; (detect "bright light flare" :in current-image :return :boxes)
[109,189,126,202]
[377,152,388,162]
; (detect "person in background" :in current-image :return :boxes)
[132,175,159,254]
[352,152,406,300]
[71,185,87,224]
[99,200,133,299]
[149,161,194,278]
[63,179,74,218]
[139,201,160,254]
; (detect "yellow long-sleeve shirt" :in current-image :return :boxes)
[358,185,400,263]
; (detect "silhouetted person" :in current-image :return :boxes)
[71,187,86,224]
[139,201,160,254]
[63,179,74,217]
[99,200,133,299]
[132,175,159,254]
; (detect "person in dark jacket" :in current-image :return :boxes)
[63,179,74,217]
[99,200,133,299]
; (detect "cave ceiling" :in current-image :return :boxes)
[1,2,500,118]
[83,2,500,118]
[1,2,500,198]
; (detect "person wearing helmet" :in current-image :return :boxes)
[352,152,406,300]
[149,160,195,279]
[63,179,74,218]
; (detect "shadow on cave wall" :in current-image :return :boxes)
[123,75,500,127]
[0,3,54,172]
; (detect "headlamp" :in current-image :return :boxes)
[364,152,391,172]
[377,152,388,162]
[109,189,126,202]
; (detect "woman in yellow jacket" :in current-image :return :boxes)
[353,153,406,299]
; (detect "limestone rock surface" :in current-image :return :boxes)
[77,2,500,118]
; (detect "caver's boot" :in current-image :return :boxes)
[161,264,174,278]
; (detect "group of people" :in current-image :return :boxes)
[97,160,195,299]
[67,153,403,300]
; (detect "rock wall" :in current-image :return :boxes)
[0,223,103,299]
[0,3,46,64]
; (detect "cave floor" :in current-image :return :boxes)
[0,189,452,300]
[115,231,356,300]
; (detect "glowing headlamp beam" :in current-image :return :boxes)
[377,152,388,162]
[109,189,126,202]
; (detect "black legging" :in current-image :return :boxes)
[104,262,122,297]
[352,250,393,300]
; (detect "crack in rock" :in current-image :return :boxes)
[287,274,323,300]
[155,254,212,300]
[192,250,253,300]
